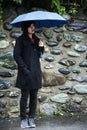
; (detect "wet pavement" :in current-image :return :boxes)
[0,115,87,130]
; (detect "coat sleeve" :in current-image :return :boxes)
[13,37,30,75]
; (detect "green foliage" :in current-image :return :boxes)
[54,111,63,116]
[38,112,47,117]
[69,3,80,16]
[51,0,66,14]
[14,0,22,4]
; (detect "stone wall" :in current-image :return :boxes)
[0,7,87,119]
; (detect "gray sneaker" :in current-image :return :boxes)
[21,119,29,129]
[28,118,36,128]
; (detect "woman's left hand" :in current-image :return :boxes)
[38,40,44,47]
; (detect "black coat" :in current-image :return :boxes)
[13,34,44,90]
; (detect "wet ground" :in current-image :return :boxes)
[0,115,87,130]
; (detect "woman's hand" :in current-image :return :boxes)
[38,40,44,47]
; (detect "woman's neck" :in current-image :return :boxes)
[28,34,32,39]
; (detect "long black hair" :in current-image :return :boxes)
[21,21,34,37]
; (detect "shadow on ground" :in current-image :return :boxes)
[0,115,87,130]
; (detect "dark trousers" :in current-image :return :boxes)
[20,89,38,120]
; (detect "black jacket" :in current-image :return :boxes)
[13,34,44,90]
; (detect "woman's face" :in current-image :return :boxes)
[28,23,35,34]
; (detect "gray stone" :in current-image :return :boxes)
[67,90,75,95]
[50,93,70,103]
[73,84,87,94]
[72,67,81,73]
[40,103,57,115]
[50,49,62,55]
[45,56,54,62]
[53,28,64,33]
[0,40,9,49]
[0,31,7,38]
[3,22,13,31]
[58,85,70,90]
[67,51,80,57]
[43,31,53,39]
[79,61,87,67]
[0,71,14,77]
[0,101,7,108]
[38,95,47,102]
[74,44,87,52]
[10,31,22,38]
[62,102,83,112]
[56,35,62,42]
[44,64,54,69]
[68,76,87,82]
[58,68,70,75]
[9,100,18,106]
[63,42,72,48]
[46,41,58,47]
[64,33,84,42]
[0,93,4,98]
[9,91,20,97]
[0,79,11,90]
[59,58,76,66]
[73,97,83,104]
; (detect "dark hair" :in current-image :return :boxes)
[21,21,34,32]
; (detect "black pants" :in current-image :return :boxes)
[20,89,38,120]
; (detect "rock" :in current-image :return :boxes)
[68,76,87,82]
[56,35,62,42]
[10,31,22,38]
[45,56,54,62]
[9,91,20,97]
[0,101,7,108]
[0,71,14,77]
[43,31,53,39]
[73,97,83,104]
[38,95,47,102]
[0,40,9,49]
[67,90,75,95]
[74,44,87,52]
[39,87,52,93]
[79,61,87,67]
[44,64,54,69]
[10,108,19,113]
[62,14,71,21]
[0,79,11,90]
[0,93,4,98]
[0,31,7,38]
[50,93,70,103]
[42,71,66,86]
[46,41,58,47]
[59,58,76,66]
[40,103,57,115]
[80,28,87,33]
[50,49,62,55]
[62,102,83,112]
[67,51,80,57]
[58,85,70,90]
[64,33,84,42]
[0,52,17,70]
[63,42,72,47]
[72,67,81,73]
[53,28,64,33]
[9,100,18,106]
[3,22,13,31]
[73,84,87,94]
[58,68,70,75]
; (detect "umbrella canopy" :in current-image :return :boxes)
[10,11,67,28]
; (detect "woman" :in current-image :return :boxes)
[13,21,44,129]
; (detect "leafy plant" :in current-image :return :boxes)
[69,3,80,16]
[51,0,66,15]
[13,0,22,4]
